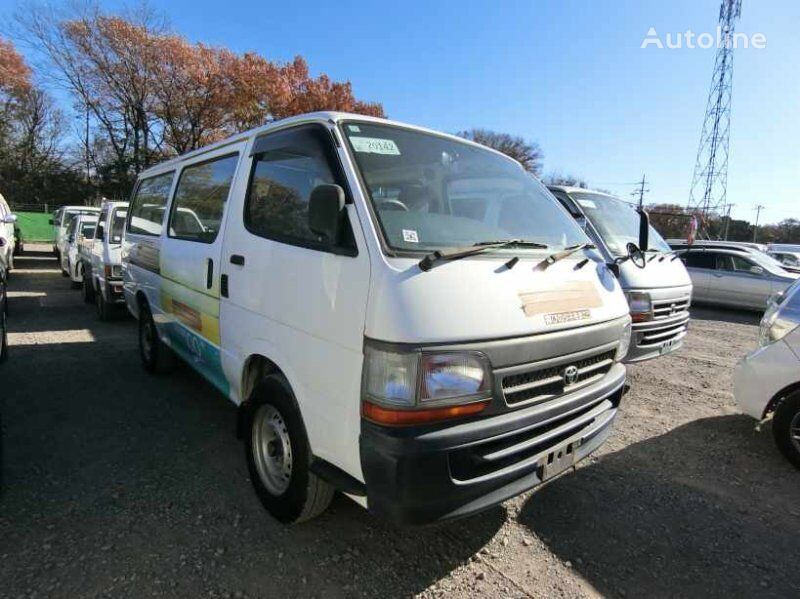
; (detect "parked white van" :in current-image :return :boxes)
[549,187,692,362]
[123,112,632,524]
[80,201,128,319]
[65,214,98,288]
[52,205,100,272]
[0,193,18,270]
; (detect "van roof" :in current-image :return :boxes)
[547,185,619,199]
[138,111,522,178]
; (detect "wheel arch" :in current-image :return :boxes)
[236,354,295,440]
[764,380,800,419]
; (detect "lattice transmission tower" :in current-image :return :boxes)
[687,0,743,226]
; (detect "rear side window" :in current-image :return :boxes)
[168,154,239,243]
[681,251,714,269]
[128,172,175,236]
[245,125,347,247]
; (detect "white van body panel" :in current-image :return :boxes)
[365,253,624,343]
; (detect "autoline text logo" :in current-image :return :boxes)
[641,26,766,49]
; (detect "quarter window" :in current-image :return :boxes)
[681,251,714,269]
[245,125,347,247]
[128,172,175,236]
[169,154,239,243]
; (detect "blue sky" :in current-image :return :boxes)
[3,0,798,224]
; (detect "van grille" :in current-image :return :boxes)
[501,348,617,406]
[638,320,688,348]
[652,296,691,320]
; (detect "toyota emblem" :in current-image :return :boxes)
[563,365,579,386]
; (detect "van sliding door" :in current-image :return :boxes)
[159,149,243,394]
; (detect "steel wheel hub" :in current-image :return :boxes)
[252,404,293,495]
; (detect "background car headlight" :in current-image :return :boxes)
[624,291,652,323]
[362,345,492,424]
[616,320,632,361]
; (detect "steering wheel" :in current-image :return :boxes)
[626,242,647,269]
[377,199,409,212]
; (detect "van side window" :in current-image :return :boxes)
[168,154,239,243]
[128,172,175,236]
[245,125,348,248]
[96,208,108,241]
[681,251,714,269]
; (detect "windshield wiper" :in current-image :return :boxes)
[534,242,596,271]
[418,239,548,272]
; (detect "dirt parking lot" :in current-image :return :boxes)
[1,247,798,598]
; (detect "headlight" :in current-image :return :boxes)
[362,345,492,425]
[759,310,799,347]
[616,320,632,361]
[624,291,652,323]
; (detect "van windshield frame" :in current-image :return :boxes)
[339,120,588,257]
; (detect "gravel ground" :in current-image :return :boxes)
[1,246,798,598]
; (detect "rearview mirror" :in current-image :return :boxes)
[637,207,650,252]
[308,184,345,245]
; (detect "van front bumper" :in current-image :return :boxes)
[625,312,690,363]
[359,363,625,525]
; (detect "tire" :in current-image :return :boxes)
[83,276,95,304]
[96,287,113,321]
[773,392,800,470]
[0,299,8,364]
[138,302,176,374]
[245,375,334,524]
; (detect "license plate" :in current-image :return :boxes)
[541,440,579,480]
[661,338,678,354]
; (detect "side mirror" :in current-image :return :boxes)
[637,207,650,252]
[1,214,17,224]
[626,242,646,269]
[308,184,345,244]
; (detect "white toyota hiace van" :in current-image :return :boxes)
[549,187,693,362]
[123,112,632,524]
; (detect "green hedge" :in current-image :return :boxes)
[16,211,54,242]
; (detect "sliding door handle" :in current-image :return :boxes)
[206,258,214,289]
[230,254,245,266]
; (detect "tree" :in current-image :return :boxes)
[457,129,543,174]
[543,171,588,188]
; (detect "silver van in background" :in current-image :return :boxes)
[549,186,693,362]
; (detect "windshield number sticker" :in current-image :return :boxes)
[402,229,419,243]
[350,137,401,155]
[577,199,597,209]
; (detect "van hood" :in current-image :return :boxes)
[365,253,629,344]
[616,253,693,291]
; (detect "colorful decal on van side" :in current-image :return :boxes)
[159,280,228,395]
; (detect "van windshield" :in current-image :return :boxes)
[342,122,586,253]
[570,192,671,257]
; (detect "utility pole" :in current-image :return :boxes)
[632,174,649,208]
[722,203,735,240]
[753,204,765,242]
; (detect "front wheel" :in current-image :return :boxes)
[96,287,113,321]
[0,299,8,364]
[773,392,800,469]
[138,303,176,374]
[245,376,334,523]
[83,276,95,304]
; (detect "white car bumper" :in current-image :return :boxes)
[734,339,800,420]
